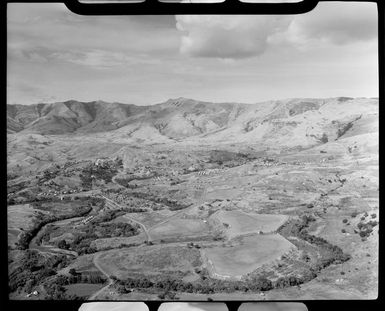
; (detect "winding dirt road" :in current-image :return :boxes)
[88,176,208,299]
[102,195,151,242]
[88,252,114,300]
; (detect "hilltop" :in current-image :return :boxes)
[7,97,378,147]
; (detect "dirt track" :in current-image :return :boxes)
[88,252,114,300]
[102,195,152,242]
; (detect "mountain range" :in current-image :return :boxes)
[7,97,378,148]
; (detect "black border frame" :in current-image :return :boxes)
[63,0,320,15]
[1,1,383,311]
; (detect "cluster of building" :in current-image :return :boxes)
[94,157,115,168]
[152,176,168,182]
[196,168,222,176]
[81,215,94,225]
[38,188,80,197]
[104,192,162,212]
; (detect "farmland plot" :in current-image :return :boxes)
[203,234,296,279]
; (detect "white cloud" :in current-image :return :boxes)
[175,2,377,59]
[52,50,132,68]
[7,2,378,105]
[287,2,377,46]
[7,3,179,60]
[175,15,292,59]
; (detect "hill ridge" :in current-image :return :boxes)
[6,97,378,148]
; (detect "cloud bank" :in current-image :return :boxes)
[176,15,292,59]
[175,2,377,59]
[287,2,377,45]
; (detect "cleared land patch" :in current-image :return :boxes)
[204,186,244,201]
[64,283,104,298]
[148,218,212,242]
[60,253,98,274]
[92,234,147,251]
[124,209,176,228]
[8,204,49,248]
[212,210,288,239]
[203,234,295,279]
[96,244,202,279]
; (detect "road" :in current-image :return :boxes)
[148,201,202,231]
[106,173,207,239]
[101,195,152,242]
[88,174,207,299]
[28,210,93,257]
[131,186,207,234]
[88,252,114,300]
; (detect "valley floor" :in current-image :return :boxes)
[7,135,378,300]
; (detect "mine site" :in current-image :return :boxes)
[7,1,378,302]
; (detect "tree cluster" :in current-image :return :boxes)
[130,191,189,211]
[16,204,92,250]
[113,274,276,296]
[9,250,71,294]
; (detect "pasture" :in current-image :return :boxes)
[65,283,104,298]
[91,234,146,250]
[212,210,288,239]
[148,218,212,242]
[60,253,100,275]
[96,244,202,279]
[204,185,244,201]
[52,175,82,189]
[32,199,90,217]
[123,209,176,228]
[203,234,295,279]
[8,204,48,248]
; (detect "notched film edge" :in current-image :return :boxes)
[6,0,379,303]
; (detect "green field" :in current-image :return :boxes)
[149,217,212,242]
[91,234,147,250]
[121,209,175,228]
[204,186,244,201]
[60,253,99,274]
[203,234,295,279]
[7,204,48,248]
[65,283,104,298]
[212,210,288,239]
[32,199,91,216]
[97,244,202,279]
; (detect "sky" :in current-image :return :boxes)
[7,2,378,106]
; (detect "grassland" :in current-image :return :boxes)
[96,244,202,279]
[91,234,147,251]
[211,210,288,239]
[149,218,213,242]
[123,210,176,228]
[64,283,104,298]
[7,125,378,300]
[8,204,48,248]
[203,235,296,279]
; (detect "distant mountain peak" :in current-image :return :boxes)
[170,96,192,101]
[7,97,378,148]
[165,97,196,104]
